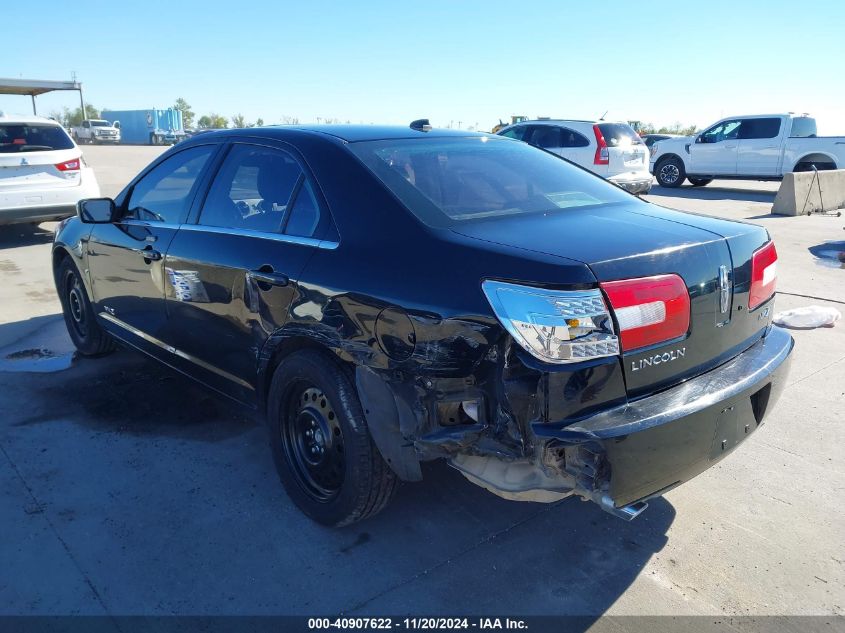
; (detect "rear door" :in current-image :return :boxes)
[161,140,333,404]
[597,123,648,177]
[87,144,218,348]
[0,122,81,195]
[689,119,740,175]
[737,117,783,176]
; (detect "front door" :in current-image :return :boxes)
[689,119,741,175]
[162,141,330,404]
[87,144,217,346]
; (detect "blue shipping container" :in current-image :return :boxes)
[101,108,186,145]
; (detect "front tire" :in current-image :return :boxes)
[655,156,686,188]
[688,178,712,187]
[267,350,398,526]
[57,258,115,356]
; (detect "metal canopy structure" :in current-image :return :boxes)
[0,77,86,118]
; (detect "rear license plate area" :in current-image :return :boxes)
[708,389,766,460]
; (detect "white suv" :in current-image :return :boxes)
[0,114,100,225]
[497,119,652,194]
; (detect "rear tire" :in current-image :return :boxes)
[688,178,712,187]
[57,258,115,357]
[267,350,398,527]
[655,156,686,188]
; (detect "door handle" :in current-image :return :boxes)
[247,269,289,287]
[136,247,162,261]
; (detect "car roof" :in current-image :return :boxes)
[0,113,63,126]
[188,125,491,144]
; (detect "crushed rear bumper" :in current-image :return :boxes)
[450,326,793,517]
[535,325,794,509]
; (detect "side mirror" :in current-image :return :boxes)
[695,135,704,144]
[78,198,117,224]
[113,120,121,129]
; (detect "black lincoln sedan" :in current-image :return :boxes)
[52,123,793,526]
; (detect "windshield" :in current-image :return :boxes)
[0,123,75,153]
[598,123,644,147]
[348,136,633,228]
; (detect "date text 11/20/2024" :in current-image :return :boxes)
[308,618,528,630]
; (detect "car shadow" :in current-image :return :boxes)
[0,318,675,619]
[649,184,777,204]
[0,222,56,249]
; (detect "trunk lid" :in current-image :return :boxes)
[452,202,773,397]
[0,149,82,192]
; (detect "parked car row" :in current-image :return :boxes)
[496,119,653,194]
[51,121,792,527]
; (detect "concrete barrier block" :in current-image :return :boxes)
[772,169,845,216]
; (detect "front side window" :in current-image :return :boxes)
[0,124,74,153]
[499,126,526,140]
[701,120,741,143]
[124,145,215,224]
[348,136,632,228]
[738,118,781,139]
[198,144,303,233]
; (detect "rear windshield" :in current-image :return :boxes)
[90,120,110,127]
[789,117,817,138]
[348,136,632,228]
[0,123,74,153]
[597,123,643,147]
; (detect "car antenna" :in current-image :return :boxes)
[410,119,432,132]
[599,111,608,121]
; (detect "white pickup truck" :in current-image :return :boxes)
[650,114,845,187]
[71,119,121,145]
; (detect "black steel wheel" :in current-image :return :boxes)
[283,385,346,501]
[267,350,398,526]
[56,257,115,356]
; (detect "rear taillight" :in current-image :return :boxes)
[482,280,619,364]
[749,241,777,310]
[55,158,81,172]
[600,274,690,351]
[593,124,609,165]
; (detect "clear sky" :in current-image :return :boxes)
[2,0,844,133]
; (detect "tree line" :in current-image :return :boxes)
[46,99,698,135]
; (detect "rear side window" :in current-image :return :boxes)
[285,180,321,237]
[738,118,781,139]
[349,136,631,228]
[125,145,215,224]
[597,123,643,147]
[199,144,305,234]
[0,124,74,153]
[790,117,817,138]
[528,126,563,149]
